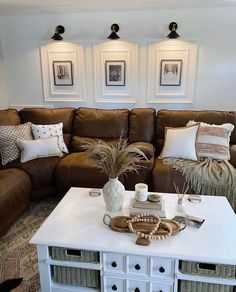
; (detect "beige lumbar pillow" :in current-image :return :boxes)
[187,120,234,160]
[159,124,199,160]
[17,136,63,163]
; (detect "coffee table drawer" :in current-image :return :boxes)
[151,257,174,278]
[127,255,149,277]
[103,275,125,291]
[127,279,149,292]
[103,252,126,273]
[151,281,173,292]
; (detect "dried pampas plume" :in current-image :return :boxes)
[82,138,147,179]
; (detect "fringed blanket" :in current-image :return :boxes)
[163,157,236,210]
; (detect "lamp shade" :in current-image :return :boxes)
[107,23,120,39]
[167,22,180,39]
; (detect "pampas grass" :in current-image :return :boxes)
[83,138,147,179]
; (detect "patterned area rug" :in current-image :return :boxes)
[0,197,59,292]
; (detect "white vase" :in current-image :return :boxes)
[102,178,125,212]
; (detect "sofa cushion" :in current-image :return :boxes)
[0,168,31,235]
[55,152,125,196]
[17,137,63,163]
[129,108,156,144]
[187,120,234,160]
[71,108,129,151]
[152,157,193,193]
[31,122,68,153]
[0,109,21,125]
[20,107,75,150]
[159,125,199,160]
[0,122,33,165]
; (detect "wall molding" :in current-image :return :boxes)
[40,42,86,102]
[93,41,139,103]
[147,40,198,104]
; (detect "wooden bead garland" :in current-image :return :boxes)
[126,214,173,242]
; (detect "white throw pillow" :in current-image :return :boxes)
[187,120,234,160]
[159,124,199,160]
[17,136,63,163]
[31,122,68,153]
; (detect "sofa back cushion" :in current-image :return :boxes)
[129,108,156,144]
[20,107,75,149]
[0,109,21,125]
[156,109,236,154]
[71,107,129,151]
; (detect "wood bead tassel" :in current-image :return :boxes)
[126,214,173,246]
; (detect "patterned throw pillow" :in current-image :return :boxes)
[0,122,33,165]
[187,120,234,160]
[31,123,68,153]
[17,136,63,163]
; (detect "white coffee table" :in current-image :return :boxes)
[30,187,236,292]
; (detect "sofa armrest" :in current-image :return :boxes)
[128,142,154,160]
[229,145,236,168]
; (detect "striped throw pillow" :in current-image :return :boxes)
[187,120,234,160]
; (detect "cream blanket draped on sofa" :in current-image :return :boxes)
[163,157,236,210]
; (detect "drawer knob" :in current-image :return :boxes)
[159,290,163,292]
[112,284,117,291]
[135,264,141,270]
[159,266,165,273]
[135,288,140,292]
[111,261,117,268]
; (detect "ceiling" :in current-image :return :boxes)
[0,0,235,15]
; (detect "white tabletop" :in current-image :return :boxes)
[30,187,236,265]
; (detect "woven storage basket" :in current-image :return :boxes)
[51,247,99,263]
[179,280,234,292]
[52,265,100,288]
[180,261,236,279]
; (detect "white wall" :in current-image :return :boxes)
[0,7,236,110]
[0,36,8,109]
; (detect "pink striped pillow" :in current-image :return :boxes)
[187,121,234,160]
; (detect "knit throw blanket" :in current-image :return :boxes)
[163,157,236,210]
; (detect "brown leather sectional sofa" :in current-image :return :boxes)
[0,107,236,235]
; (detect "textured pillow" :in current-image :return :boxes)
[187,120,234,160]
[31,123,68,153]
[17,136,63,163]
[159,124,199,160]
[0,122,33,165]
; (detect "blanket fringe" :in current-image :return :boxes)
[163,158,236,210]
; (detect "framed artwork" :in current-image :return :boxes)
[105,60,125,86]
[160,59,182,86]
[53,61,73,86]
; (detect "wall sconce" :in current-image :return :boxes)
[51,25,65,41]
[167,22,180,39]
[107,23,120,40]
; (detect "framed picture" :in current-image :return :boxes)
[105,60,125,86]
[160,59,182,86]
[53,61,73,86]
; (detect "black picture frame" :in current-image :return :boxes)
[160,59,182,86]
[53,61,73,86]
[105,60,125,86]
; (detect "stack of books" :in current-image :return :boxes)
[129,196,166,218]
